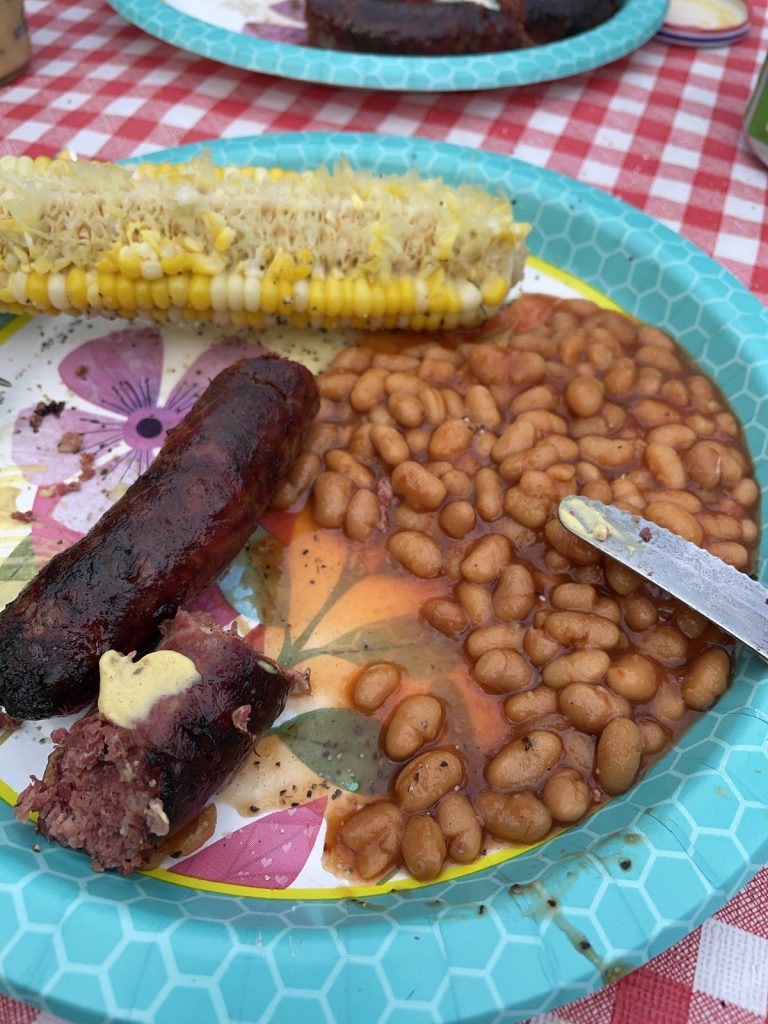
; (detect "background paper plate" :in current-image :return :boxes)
[105,0,668,92]
[1,133,767,1024]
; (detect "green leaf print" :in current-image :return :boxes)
[273,707,391,796]
[0,534,39,582]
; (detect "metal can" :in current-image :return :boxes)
[745,54,768,167]
[0,0,31,87]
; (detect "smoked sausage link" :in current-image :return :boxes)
[0,353,318,720]
[15,610,293,874]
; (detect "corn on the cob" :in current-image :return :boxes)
[0,153,528,332]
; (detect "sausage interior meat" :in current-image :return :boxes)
[15,611,292,874]
[0,351,318,720]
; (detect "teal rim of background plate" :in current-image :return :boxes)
[1,133,767,1024]
[105,0,668,92]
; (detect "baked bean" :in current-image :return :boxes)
[499,444,559,483]
[688,414,716,437]
[650,680,687,721]
[395,749,464,812]
[653,489,701,513]
[475,790,553,844]
[429,417,473,459]
[350,367,388,412]
[621,594,658,632]
[394,505,435,533]
[421,598,467,639]
[460,534,511,584]
[388,391,424,429]
[641,624,688,663]
[385,694,444,760]
[544,519,602,566]
[466,624,524,661]
[552,583,596,612]
[391,460,447,511]
[596,717,642,795]
[524,626,563,665]
[542,650,611,689]
[441,468,473,498]
[486,731,563,789]
[707,541,749,569]
[404,428,430,456]
[675,605,707,639]
[684,441,721,488]
[400,815,446,881]
[442,387,466,417]
[510,384,559,416]
[456,581,494,626]
[475,467,503,522]
[352,662,402,713]
[645,443,686,489]
[491,420,537,463]
[603,357,636,397]
[732,477,759,507]
[439,501,475,539]
[518,409,569,436]
[286,451,322,494]
[579,435,640,470]
[635,367,663,398]
[606,653,658,701]
[436,793,483,863]
[545,611,621,650]
[636,345,683,373]
[698,513,743,542]
[373,352,420,372]
[682,648,730,711]
[558,683,629,733]
[660,379,690,408]
[371,424,410,467]
[503,487,550,529]
[318,370,358,402]
[647,424,697,449]
[742,519,759,545]
[565,375,604,417]
[543,768,591,823]
[593,597,621,624]
[339,801,404,879]
[325,448,375,488]
[492,564,536,622]
[466,384,502,428]
[644,501,703,546]
[345,489,381,542]
[637,719,669,755]
[473,430,497,460]
[347,422,375,462]
[581,478,613,504]
[504,686,558,723]
[387,531,442,578]
[330,345,373,373]
[313,471,355,529]
[472,648,532,693]
[304,421,341,456]
[604,562,640,600]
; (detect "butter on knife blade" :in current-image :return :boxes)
[557,495,768,664]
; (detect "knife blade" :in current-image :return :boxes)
[557,495,768,664]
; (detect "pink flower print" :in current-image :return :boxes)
[11,327,264,541]
[243,0,308,44]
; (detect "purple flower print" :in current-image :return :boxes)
[12,327,263,538]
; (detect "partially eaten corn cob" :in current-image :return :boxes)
[0,153,528,332]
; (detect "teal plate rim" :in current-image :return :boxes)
[105,0,668,92]
[1,133,767,1024]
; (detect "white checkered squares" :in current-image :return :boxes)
[693,918,768,1016]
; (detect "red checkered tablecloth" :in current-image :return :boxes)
[1,1,767,1022]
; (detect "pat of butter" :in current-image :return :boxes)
[98,649,202,729]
